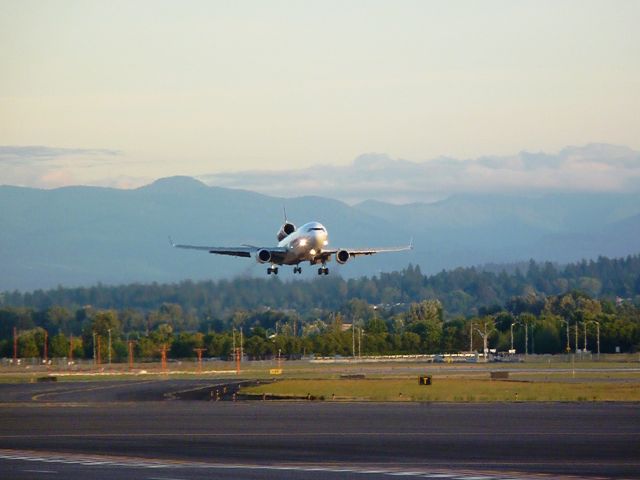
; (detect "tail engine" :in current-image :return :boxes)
[277,222,296,241]
[336,249,350,264]
[257,249,272,263]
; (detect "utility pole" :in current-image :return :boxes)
[13,327,18,364]
[92,331,97,366]
[232,329,236,355]
[108,328,112,366]
[194,348,206,373]
[69,335,73,363]
[510,323,516,353]
[160,344,167,372]
[358,327,362,359]
[575,323,579,354]
[474,319,495,361]
[43,330,48,364]
[524,321,528,356]
[469,322,473,352]
[128,340,135,370]
[560,319,570,353]
[352,322,356,358]
[240,328,244,361]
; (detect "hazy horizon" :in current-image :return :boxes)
[2,142,639,205]
[2,1,639,193]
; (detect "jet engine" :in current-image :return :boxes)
[336,249,350,264]
[256,249,272,263]
[277,222,296,241]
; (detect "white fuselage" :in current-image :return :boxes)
[277,221,328,265]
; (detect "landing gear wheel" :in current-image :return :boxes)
[317,266,329,275]
[267,266,279,275]
[294,266,302,274]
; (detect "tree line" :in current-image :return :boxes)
[1,291,638,361]
[2,254,639,322]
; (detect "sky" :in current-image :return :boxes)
[1,0,639,195]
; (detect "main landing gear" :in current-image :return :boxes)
[293,266,302,274]
[267,266,279,275]
[317,265,329,275]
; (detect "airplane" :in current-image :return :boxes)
[171,217,412,275]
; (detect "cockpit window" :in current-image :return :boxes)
[307,227,326,232]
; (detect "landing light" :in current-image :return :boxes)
[309,249,316,255]
[299,239,308,247]
[323,240,328,246]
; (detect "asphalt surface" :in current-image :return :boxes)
[0,380,638,479]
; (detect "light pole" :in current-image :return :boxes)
[474,319,495,360]
[559,319,571,354]
[510,321,522,354]
[128,340,135,370]
[469,322,474,352]
[13,327,18,365]
[43,330,48,364]
[510,322,516,352]
[575,323,579,354]
[352,322,356,358]
[92,331,97,366]
[108,328,112,366]
[530,323,536,355]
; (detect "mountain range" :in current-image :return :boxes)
[1,175,639,291]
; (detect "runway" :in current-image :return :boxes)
[0,380,638,479]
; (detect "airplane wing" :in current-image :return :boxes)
[170,238,287,259]
[320,240,413,261]
[339,245,412,257]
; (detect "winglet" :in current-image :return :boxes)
[283,205,288,222]
[168,236,176,247]
[409,237,414,250]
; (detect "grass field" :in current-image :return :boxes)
[1,357,639,401]
[241,377,640,402]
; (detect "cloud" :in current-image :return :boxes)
[0,146,121,165]
[200,144,640,204]
[0,145,124,189]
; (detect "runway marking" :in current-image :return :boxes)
[0,431,637,438]
[147,477,187,480]
[0,449,625,480]
[22,469,57,474]
[30,379,159,402]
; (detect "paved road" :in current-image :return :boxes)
[0,381,638,479]
[0,379,242,403]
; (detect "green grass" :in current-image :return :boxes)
[241,377,640,402]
